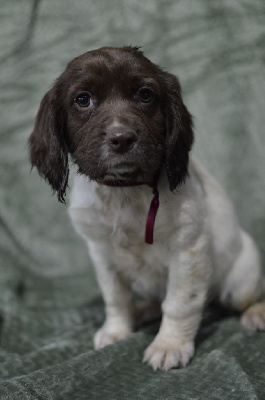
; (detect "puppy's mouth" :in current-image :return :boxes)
[98,161,143,183]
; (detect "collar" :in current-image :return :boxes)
[99,173,160,244]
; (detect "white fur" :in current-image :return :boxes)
[68,156,264,371]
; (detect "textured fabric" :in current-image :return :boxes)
[1,0,265,398]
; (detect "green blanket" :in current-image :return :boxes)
[1,0,265,398]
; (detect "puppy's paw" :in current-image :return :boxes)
[241,302,265,331]
[94,323,132,349]
[143,338,194,371]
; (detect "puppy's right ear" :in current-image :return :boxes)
[28,88,69,203]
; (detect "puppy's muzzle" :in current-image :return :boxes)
[107,130,137,153]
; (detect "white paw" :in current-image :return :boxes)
[143,338,194,371]
[241,302,265,331]
[94,323,132,349]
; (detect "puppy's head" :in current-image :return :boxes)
[29,46,193,202]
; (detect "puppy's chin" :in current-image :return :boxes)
[75,152,163,184]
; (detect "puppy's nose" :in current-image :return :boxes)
[108,131,137,153]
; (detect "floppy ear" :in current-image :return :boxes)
[161,72,194,191]
[28,88,69,203]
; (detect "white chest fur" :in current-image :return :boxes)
[68,164,209,299]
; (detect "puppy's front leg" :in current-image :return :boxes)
[88,242,134,350]
[144,241,210,371]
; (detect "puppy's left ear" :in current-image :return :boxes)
[28,88,69,203]
[161,72,194,191]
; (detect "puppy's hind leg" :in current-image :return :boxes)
[220,230,265,331]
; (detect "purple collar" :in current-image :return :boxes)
[100,174,160,244]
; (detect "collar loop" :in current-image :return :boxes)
[145,174,160,244]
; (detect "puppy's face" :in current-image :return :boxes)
[63,47,166,183]
[29,47,193,202]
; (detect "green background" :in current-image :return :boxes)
[0,0,265,398]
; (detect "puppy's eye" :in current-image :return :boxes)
[75,92,93,108]
[138,88,154,103]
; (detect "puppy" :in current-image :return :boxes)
[29,46,265,371]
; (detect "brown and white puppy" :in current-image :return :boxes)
[29,46,265,371]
